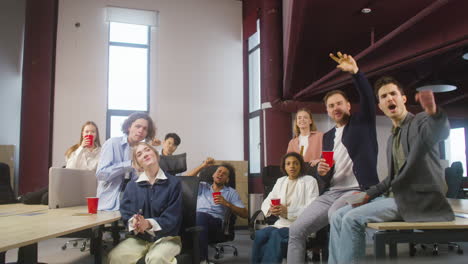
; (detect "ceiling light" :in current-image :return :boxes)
[463,52,468,60]
[416,84,457,93]
[361,8,372,14]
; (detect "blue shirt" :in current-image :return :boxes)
[196,182,245,220]
[96,136,136,211]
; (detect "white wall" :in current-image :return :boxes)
[314,113,393,181]
[0,0,25,190]
[53,0,244,170]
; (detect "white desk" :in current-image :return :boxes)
[0,205,120,263]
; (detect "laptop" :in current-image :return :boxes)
[48,167,97,209]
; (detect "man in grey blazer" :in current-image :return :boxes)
[327,76,454,264]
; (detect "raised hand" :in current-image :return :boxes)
[317,158,331,176]
[415,90,437,115]
[329,52,359,74]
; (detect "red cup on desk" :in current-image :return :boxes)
[84,135,94,148]
[271,198,281,206]
[87,197,99,214]
[322,151,334,167]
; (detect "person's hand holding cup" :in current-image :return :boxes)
[212,192,221,203]
[83,135,94,148]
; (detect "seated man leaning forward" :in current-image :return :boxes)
[107,142,182,264]
[96,112,156,211]
[328,74,454,264]
[287,52,380,264]
[195,163,248,264]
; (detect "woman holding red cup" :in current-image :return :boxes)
[251,152,320,264]
[65,121,101,170]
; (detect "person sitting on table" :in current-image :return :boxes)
[194,163,248,264]
[107,142,182,264]
[65,121,101,170]
[287,52,380,264]
[287,108,323,168]
[96,112,156,211]
[251,152,319,264]
[328,68,455,264]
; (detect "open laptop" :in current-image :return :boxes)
[48,167,97,209]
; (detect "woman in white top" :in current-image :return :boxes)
[251,152,319,264]
[65,121,101,170]
[287,108,323,167]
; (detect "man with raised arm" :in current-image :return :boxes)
[328,74,454,263]
[287,52,380,263]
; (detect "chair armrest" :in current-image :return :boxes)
[249,210,265,240]
[185,226,203,233]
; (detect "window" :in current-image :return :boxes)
[445,127,467,175]
[248,20,261,174]
[105,7,158,138]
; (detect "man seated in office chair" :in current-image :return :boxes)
[96,112,156,211]
[328,54,454,263]
[156,132,216,177]
[192,163,248,264]
[107,142,182,264]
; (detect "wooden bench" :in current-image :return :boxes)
[367,198,468,259]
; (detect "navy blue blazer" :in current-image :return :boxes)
[319,72,380,190]
[120,172,182,242]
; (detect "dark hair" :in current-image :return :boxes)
[323,90,349,105]
[280,152,305,176]
[374,76,405,101]
[121,112,156,141]
[65,121,101,158]
[165,133,181,146]
[218,163,236,179]
[294,108,317,136]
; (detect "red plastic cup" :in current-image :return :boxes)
[271,198,281,206]
[322,151,334,167]
[87,197,99,214]
[84,135,94,148]
[212,192,221,199]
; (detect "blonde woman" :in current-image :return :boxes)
[65,121,101,170]
[287,108,323,167]
[107,142,182,264]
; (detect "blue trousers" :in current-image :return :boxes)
[196,212,223,261]
[328,197,402,264]
[251,226,289,264]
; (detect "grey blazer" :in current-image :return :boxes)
[366,110,454,222]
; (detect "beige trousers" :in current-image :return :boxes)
[107,236,181,264]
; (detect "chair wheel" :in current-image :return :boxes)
[62,245,67,250]
[214,253,220,259]
[457,249,463,254]
[420,244,427,250]
[234,250,238,256]
[73,241,78,247]
[409,244,416,257]
[220,247,224,253]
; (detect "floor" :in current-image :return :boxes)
[5,229,468,263]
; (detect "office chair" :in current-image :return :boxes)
[249,165,329,262]
[0,162,16,205]
[409,162,465,256]
[198,165,239,260]
[137,176,202,264]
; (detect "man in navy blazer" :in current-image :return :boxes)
[328,74,454,263]
[287,52,380,264]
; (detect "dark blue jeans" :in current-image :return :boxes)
[196,212,223,261]
[251,226,289,264]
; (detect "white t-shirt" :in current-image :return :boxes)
[298,135,309,156]
[330,126,359,190]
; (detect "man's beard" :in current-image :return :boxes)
[214,182,225,187]
[335,112,350,126]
